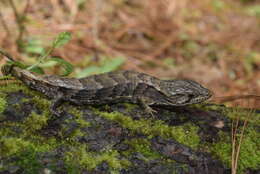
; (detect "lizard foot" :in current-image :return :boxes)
[144,106,157,117]
[137,97,157,117]
[50,108,64,117]
[50,95,65,117]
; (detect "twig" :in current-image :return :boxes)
[9,0,28,49]
[92,0,102,43]
[91,0,103,61]
[9,0,19,23]
[23,0,31,15]
[150,31,177,58]
[211,95,260,103]
[231,118,239,174]
[0,49,15,62]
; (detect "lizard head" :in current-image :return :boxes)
[163,79,212,106]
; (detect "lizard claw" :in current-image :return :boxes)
[144,106,157,117]
[137,97,157,117]
[50,96,65,117]
[50,109,64,117]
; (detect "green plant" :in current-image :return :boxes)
[76,55,125,78]
[27,32,73,76]
[0,32,73,76]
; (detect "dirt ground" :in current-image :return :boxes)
[0,0,259,108]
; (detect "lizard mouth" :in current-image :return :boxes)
[188,91,213,104]
[166,92,212,106]
[170,91,212,106]
[189,95,212,104]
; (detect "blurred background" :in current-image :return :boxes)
[0,0,259,107]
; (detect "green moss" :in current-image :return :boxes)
[123,103,138,112]
[0,133,57,156]
[193,103,260,173]
[0,75,13,80]
[21,97,31,103]
[30,96,51,113]
[225,107,260,125]
[0,82,60,172]
[195,103,260,125]
[237,128,260,171]
[210,127,260,173]
[0,136,56,173]
[22,111,49,133]
[0,81,131,173]
[96,111,200,149]
[0,125,59,173]
[0,136,58,174]
[123,138,161,161]
[69,107,90,128]
[0,81,49,104]
[0,96,7,113]
[191,103,225,112]
[60,124,85,142]
[0,137,31,157]
[0,82,51,118]
[58,107,90,141]
[0,82,33,95]
[65,144,131,172]
[14,148,43,174]
[0,84,7,115]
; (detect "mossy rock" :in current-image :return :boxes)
[0,82,259,174]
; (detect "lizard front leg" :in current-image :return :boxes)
[50,94,65,117]
[137,97,157,116]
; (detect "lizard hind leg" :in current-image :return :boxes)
[137,97,157,117]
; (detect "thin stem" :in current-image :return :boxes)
[231,120,235,173]
[234,106,254,173]
[231,116,239,174]
[27,44,56,70]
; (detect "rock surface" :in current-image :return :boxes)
[0,83,259,174]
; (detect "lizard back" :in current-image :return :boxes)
[69,70,162,105]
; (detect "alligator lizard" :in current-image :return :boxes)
[1,65,212,116]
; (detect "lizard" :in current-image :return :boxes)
[1,64,212,116]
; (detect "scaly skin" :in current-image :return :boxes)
[1,65,212,116]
